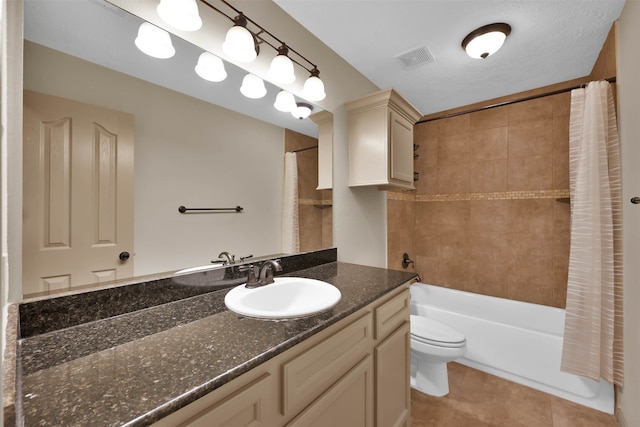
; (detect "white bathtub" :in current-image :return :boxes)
[410,283,614,413]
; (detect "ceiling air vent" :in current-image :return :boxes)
[395,46,435,70]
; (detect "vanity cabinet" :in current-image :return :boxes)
[346,88,422,190]
[153,283,410,427]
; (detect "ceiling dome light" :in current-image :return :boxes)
[274,90,296,112]
[240,73,267,99]
[269,44,296,85]
[462,23,511,59]
[157,0,202,32]
[195,52,227,82]
[222,14,258,63]
[291,102,313,120]
[302,67,326,101]
[135,22,175,59]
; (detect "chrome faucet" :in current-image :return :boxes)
[211,251,235,265]
[244,259,282,288]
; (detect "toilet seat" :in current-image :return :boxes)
[410,315,466,348]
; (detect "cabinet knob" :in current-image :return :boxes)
[631,197,640,205]
[119,251,130,261]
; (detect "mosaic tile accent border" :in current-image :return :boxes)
[387,189,570,202]
[299,198,332,206]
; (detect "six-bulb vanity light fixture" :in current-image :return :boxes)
[135,0,325,120]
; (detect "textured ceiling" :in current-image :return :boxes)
[274,0,627,116]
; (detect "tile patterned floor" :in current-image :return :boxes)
[411,363,617,427]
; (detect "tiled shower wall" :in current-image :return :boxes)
[284,129,333,252]
[388,93,572,308]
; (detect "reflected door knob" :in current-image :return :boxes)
[119,251,130,261]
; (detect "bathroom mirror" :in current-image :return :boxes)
[22,0,332,296]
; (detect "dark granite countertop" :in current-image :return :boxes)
[15,258,417,426]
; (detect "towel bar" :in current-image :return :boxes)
[178,205,243,213]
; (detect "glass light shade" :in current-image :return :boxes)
[269,54,296,84]
[291,103,312,120]
[135,22,175,59]
[240,74,267,99]
[303,75,326,101]
[195,52,227,82]
[222,25,257,62]
[465,31,507,59]
[274,90,296,112]
[157,0,202,31]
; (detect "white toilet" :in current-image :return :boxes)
[410,314,467,397]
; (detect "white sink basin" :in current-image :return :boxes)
[224,277,341,319]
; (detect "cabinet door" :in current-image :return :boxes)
[287,356,374,427]
[375,322,410,427]
[153,372,277,427]
[389,109,414,184]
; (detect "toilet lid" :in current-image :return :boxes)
[410,315,466,347]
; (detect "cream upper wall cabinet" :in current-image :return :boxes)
[310,110,333,190]
[346,89,422,190]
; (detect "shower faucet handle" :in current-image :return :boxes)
[402,253,415,269]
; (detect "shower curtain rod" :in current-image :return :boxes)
[417,76,617,124]
[291,145,318,153]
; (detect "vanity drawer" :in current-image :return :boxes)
[375,284,410,340]
[282,311,373,416]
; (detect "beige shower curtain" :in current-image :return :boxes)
[561,80,623,386]
[281,152,300,254]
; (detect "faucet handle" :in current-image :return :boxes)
[239,254,254,261]
[214,251,235,265]
[239,264,260,288]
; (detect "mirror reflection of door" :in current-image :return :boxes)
[23,90,134,297]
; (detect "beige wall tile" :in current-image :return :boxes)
[508,154,553,190]
[507,266,555,306]
[470,200,509,233]
[508,199,554,234]
[438,132,470,164]
[507,232,553,270]
[321,208,332,248]
[438,162,470,194]
[394,94,570,308]
[508,119,554,158]
[467,262,509,297]
[299,204,323,252]
[551,92,571,116]
[471,127,508,161]
[468,231,509,264]
[438,114,470,137]
[552,266,569,308]
[415,163,438,195]
[388,199,415,232]
[508,96,554,125]
[415,255,449,287]
[553,114,570,153]
[297,150,320,200]
[469,159,508,193]
[470,106,508,130]
[436,201,470,232]
[415,202,438,257]
[553,150,569,190]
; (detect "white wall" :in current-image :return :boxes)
[24,42,285,276]
[617,2,640,426]
[331,105,388,268]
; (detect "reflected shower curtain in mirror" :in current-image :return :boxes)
[281,152,300,254]
[561,81,623,386]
